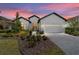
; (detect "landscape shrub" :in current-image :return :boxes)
[19,30,48,48]
[76,28,79,31]
[27,36,36,48]
[0,30,6,33]
[36,35,41,41]
[20,36,25,40]
[19,31,28,37]
[0,29,17,33]
[65,27,73,34]
[72,31,79,36]
[42,36,48,41]
[65,27,79,36]
[28,40,35,48]
[2,33,13,37]
[26,34,42,48]
[6,30,12,33]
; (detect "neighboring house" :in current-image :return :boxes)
[28,15,40,31]
[67,16,79,28]
[0,16,13,30]
[38,12,67,34]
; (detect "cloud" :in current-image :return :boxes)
[40,3,79,10]
[0,3,79,19]
[31,9,53,14]
[39,3,79,19]
[0,8,33,19]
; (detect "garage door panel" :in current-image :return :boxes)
[43,26,65,33]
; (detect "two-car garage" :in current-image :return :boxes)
[38,12,66,34]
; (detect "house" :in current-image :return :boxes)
[67,16,79,28]
[0,16,13,31]
[28,15,40,31]
[38,12,67,34]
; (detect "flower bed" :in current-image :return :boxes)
[18,35,64,55]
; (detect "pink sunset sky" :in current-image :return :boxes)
[0,3,79,19]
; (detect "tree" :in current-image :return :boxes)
[68,17,79,31]
[14,12,21,32]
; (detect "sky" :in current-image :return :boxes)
[0,3,79,19]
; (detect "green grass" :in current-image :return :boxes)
[0,38,20,55]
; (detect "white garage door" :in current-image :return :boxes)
[42,25,65,33]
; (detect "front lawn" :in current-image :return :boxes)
[0,38,20,55]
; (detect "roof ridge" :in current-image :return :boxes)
[28,15,40,19]
[12,16,31,23]
[0,16,11,21]
[38,12,67,23]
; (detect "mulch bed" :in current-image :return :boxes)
[19,36,65,55]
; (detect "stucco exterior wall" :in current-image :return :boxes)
[29,16,39,30]
[40,14,66,33]
[19,19,29,30]
[29,16,39,24]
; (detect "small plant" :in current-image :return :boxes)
[39,30,44,34]
[36,35,41,41]
[27,36,36,48]
[42,36,48,41]
[20,36,25,40]
[19,31,28,37]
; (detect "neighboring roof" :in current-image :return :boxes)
[13,17,31,23]
[38,12,67,23]
[67,15,79,21]
[0,16,11,21]
[28,15,40,20]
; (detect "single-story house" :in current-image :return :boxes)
[38,12,67,34]
[1,12,67,34]
[0,16,13,30]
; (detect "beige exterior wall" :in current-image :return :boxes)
[41,14,66,33]
[19,18,29,30]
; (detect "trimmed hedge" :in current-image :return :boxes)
[0,30,6,33]
[65,27,79,36]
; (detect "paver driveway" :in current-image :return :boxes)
[46,33,79,55]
